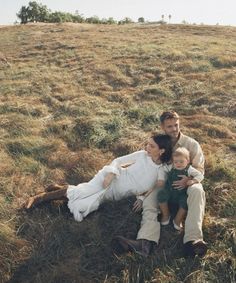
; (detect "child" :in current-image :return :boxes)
[157,147,204,230]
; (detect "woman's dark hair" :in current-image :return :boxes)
[151,133,172,163]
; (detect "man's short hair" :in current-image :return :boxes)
[173,147,190,160]
[160,111,179,123]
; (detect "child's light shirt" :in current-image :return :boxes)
[163,164,204,183]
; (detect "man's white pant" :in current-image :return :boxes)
[137,184,205,244]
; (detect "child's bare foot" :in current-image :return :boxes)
[173,219,183,230]
[161,215,170,225]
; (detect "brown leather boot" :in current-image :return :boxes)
[184,240,208,257]
[112,236,153,257]
[26,188,67,209]
[45,184,67,192]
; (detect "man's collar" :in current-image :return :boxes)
[174,132,185,147]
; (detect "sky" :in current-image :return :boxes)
[0,0,236,26]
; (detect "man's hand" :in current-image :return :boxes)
[132,199,143,212]
[103,172,115,189]
[172,175,189,190]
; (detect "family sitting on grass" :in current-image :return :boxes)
[26,110,207,258]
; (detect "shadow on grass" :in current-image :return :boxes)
[9,198,204,283]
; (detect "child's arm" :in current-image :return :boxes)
[186,166,204,187]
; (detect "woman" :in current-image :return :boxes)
[26,134,172,222]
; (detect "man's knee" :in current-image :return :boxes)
[142,202,158,215]
[142,199,159,222]
[142,190,158,209]
[187,183,205,197]
[187,183,205,209]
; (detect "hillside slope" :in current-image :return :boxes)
[0,23,236,283]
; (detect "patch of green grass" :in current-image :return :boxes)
[72,114,125,149]
[229,143,236,151]
[221,196,236,217]
[210,56,236,68]
[124,106,159,130]
[5,137,58,165]
[164,49,187,61]
[206,155,235,182]
[136,85,172,100]
[0,113,33,137]
[107,92,130,104]
[206,125,233,139]
[191,95,212,106]
[43,119,72,137]
[173,60,212,73]
[16,156,43,174]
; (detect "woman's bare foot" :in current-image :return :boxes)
[25,193,46,209]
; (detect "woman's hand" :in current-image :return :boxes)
[132,199,143,212]
[103,172,115,189]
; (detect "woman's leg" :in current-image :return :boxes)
[26,186,68,209]
[66,170,114,221]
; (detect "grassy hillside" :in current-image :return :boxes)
[0,22,236,283]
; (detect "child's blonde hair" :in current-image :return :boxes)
[172,147,190,161]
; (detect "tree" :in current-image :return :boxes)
[49,12,73,23]
[107,17,117,24]
[71,14,84,23]
[16,6,29,24]
[99,17,116,25]
[49,12,64,23]
[38,4,50,22]
[17,1,50,23]
[27,1,41,22]
[17,1,116,25]
[85,16,101,24]
[138,17,145,23]
[118,17,133,25]
[72,11,84,23]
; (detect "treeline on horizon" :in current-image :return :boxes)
[17,1,158,25]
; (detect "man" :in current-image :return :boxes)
[114,111,207,257]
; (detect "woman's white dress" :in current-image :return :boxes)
[67,150,165,222]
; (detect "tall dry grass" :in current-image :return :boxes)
[0,22,236,282]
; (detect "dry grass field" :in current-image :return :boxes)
[0,22,236,283]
